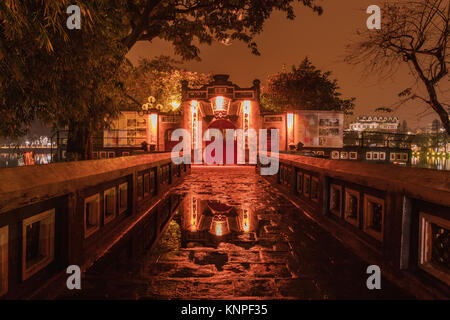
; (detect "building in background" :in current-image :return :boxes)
[101,74,344,160]
[349,116,400,132]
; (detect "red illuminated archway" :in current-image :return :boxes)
[164,129,178,152]
[206,119,237,164]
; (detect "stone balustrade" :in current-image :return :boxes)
[0,153,189,298]
[258,153,450,299]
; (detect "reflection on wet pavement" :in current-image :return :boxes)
[60,167,411,300]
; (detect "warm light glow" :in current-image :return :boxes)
[150,113,158,128]
[242,209,250,232]
[215,222,224,236]
[210,215,229,236]
[286,112,294,147]
[147,113,158,146]
[191,100,199,150]
[191,100,198,113]
[190,197,198,232]
[171,101,181,110]
[191,214,197,232]
[287,113,294,129]
[215,96,225,111]
[243,100,251,114]
[242,101,251,148]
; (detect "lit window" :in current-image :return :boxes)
[363,195,384,241]
[0,225,8,296]
[22,210,55,280]
[84,194,100,238]
[344,189,360,227]
[103,187,116,224]
[419,213,450,286]
[118,182,128,215]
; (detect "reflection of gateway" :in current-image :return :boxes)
[207,201,233,236]
[207,201,233,214]
[181,197,257,248]
[209,215,230,236]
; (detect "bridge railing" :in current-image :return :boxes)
[0,153,189,298]
[258,153,449,299]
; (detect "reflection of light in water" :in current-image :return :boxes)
[411,155,449,170]
[191,213,197,232]
[215,222,224,236]
[190,197,198,232]
[210,215,230,236]
[0,152,55,168]
[242,208,250,232]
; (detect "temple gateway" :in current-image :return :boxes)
[101,74,344,161]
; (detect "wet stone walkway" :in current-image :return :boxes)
[60,167,411,300]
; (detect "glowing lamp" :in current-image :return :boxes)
[150,113,158,128]
[147,113,158,146]
[243,100,251,114]
[171,101,181,110]
[215,96,225,111]
[211,96,230,117]
[287,113,294,129]
[191,100,198,113]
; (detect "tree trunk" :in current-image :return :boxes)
[426,83,450,136]
[66,121,91,161]
[410,56,450,136]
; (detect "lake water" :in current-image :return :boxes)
[411,156,450,171]
[0,153,448,171]
[0,152,53,168]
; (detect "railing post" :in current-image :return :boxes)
[400,196,412,270]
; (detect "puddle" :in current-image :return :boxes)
[58,167,411,300]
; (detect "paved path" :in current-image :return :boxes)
[60,167,411,300]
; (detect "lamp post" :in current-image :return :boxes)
[286,112,294,150]
[140,97,160,152]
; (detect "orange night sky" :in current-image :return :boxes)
[127,0,448,130]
